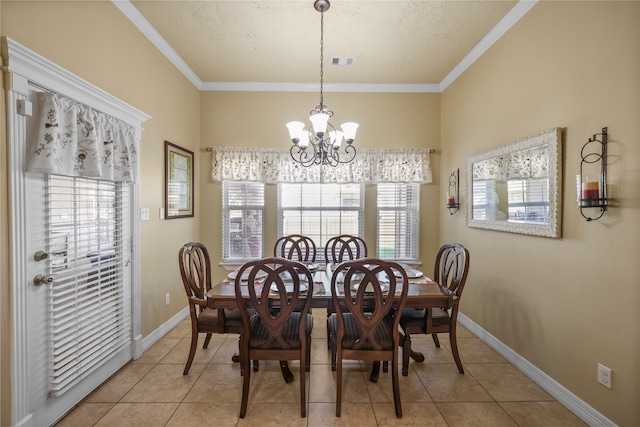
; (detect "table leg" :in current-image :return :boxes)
[280,361,294,383]
[369,361,381,383]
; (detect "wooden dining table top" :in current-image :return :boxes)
[206,264,454,310]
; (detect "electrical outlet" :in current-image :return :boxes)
[165,293,170,306]
[140,208,150,221]
[597,363,612,389]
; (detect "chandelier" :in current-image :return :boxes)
[286,0,359,167]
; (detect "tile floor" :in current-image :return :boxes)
[56,309,587,426]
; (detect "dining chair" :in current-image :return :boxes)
[328,258,409,418]
[324,234,368,348]
[178,242,246,375]
[399,243,470,375]
[234,257,314,418]
[274,234,317,262]
[272,234,317,382]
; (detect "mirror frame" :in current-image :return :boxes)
[465,127,562,238]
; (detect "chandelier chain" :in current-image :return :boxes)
[319,9,324,106]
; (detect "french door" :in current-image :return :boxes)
[25,159,134,425]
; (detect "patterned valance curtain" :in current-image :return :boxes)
[27,92,140,182]
[210,147,432,184]
[473,146,549,181]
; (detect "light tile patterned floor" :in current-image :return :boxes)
[55,309,587,426]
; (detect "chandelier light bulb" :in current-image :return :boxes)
[286,121,305,144]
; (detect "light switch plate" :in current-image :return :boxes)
[140,208,150,221]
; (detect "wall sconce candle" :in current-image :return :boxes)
[577,127,608,221]
[447,168,460,215]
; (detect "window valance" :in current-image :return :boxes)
[472,145,549,181]
[210,147,432,184]
[27,92,140,182]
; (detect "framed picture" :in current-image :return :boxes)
[165,141,194,219]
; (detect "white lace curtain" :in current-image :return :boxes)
[27,92,140,182]
[210,146,432,184]
[473,146,549,181]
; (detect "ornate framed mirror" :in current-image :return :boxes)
[466,127,562,238]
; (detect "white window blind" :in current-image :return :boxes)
[47,175,131,397]
[278,183,363,260]
[377,183,419,261]
[223,181,265,262]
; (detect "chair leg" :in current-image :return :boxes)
[401,335,411,376]
[183,331,198,375]
[203,332,212,349]
[306,337,312,372]
[449,328,464,374]
[326,308,332,349]
[392,353,402,418]
[335,349,342,417]
[383,361,388,372]
[239,353,251,418]
[330,336,337,371]
[432,332,441,348]
[300,350,307,418]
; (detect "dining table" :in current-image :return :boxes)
[206,263,453,382]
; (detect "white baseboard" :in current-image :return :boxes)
[458,313,616,427]
[141,307,189,353]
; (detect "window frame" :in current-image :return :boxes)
[376,182,420,262]
[222,181,265,263]
[277,182,364,261]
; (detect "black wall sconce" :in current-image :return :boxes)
[577,127,608,221]
[447,168,460,215]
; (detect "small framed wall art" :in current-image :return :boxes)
[165,141,194,219]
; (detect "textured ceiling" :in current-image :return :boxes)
[125,0,523,90]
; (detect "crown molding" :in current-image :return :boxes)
[200,81,441,93]
[112,0,204,90]
[439,0,538,91]
[113,0,537,94]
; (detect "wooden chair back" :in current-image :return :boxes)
[179,242,211,307]
[331,258,408,351]
[433,243,470,303]
[324,234,367,263]
[274,234,317,262]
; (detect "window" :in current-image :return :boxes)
[278,183,363,259]
[507,178,549,223]
[223,181,265,262]
[377,183,419,261]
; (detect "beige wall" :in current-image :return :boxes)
[199,91,443,282]
[440,2,639,425]
[1,2,201,424]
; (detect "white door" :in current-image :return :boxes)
[24,91,134,426]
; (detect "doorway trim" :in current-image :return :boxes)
[2,37,150,426]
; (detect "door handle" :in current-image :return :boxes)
[33,274,54,286]
[34,250,49,261]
